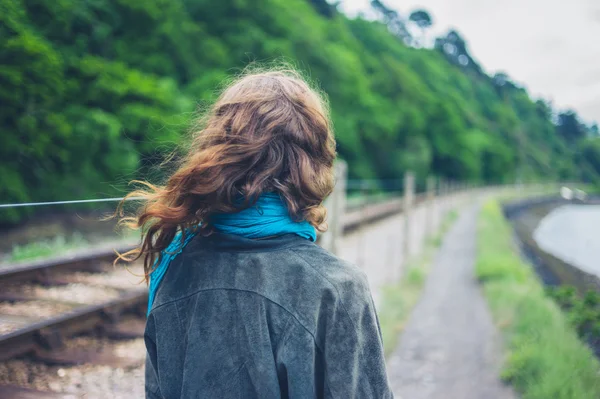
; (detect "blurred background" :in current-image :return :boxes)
[1,0,599,222]
[0,0,599,398]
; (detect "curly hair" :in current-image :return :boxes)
[117,68,337,280]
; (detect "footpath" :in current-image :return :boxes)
[338,195,454,306]
[386,206,516,399]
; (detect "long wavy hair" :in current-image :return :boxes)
[117,68,337,280]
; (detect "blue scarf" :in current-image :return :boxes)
[147,193,316,315]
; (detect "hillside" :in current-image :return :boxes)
[0,0,596,222]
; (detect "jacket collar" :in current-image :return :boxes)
[188,232,310,252]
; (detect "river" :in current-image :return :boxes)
[533,204,600,277]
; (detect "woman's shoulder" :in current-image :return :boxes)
[281,243,377,345]
[290,244,367,284]
[285,242,372,305]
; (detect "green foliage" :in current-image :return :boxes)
[476,200,600,399]
[7,233,88,263]
[0,0,593,223]
[577,138,600,186]
[547,287,600,352]
[409,10,432,29]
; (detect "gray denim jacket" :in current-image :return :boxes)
[145,233,393,398]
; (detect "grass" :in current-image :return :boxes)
[7,233,89,263]
[379,209,459,357]
[546,287,600,353]
[476,200,600,399]
[5,229,138,264]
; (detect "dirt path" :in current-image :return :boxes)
[386,205,516,399]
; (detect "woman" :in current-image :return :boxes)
[120,68,393,398]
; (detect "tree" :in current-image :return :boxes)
[493,72,509,87]
[435,30,483,75]
[557,111,587,144]
[370,0,412,44]
[409,10,432,28]
[309,0,337,18]
[409,9,432,46]
[578,138,600,184]
[0,0,593,223]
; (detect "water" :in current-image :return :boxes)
[533,204,600,277]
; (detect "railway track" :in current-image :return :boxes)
[0,244,148,398]
[0,195,426,398]
[0,244,145,360]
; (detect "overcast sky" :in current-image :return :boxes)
[340,0,600,124]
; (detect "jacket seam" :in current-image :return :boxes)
[151,283,339,397]
[150,386,161,397]
[173,302,188,399]
[174,301,183,330]
[147,387,162,398]
[145,332,162,397]
[278,316,336,398]
[151,287,319,343]
[287,248,360,334]
[275,313,296,359]
[290,247,372,399]
[153,287,334,393]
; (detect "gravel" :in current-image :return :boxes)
[0,267,145,337]
[0,300,75,318]
[65,266,145,290]
[0,320,23,334]
[0,300,77,335]
[0,255,148,396]
[3,283,122,305]
[0,338,146,398]
[62,336,146,360]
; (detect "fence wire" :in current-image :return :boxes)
[0,197,144,209]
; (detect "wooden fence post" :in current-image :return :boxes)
[426,176,436,239]
[442,179,450,214]
[321,160,347,256]
[357,181,369,268]
[402,171,415,267]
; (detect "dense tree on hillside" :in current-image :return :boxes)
[557,111,588,144]
[370,0,412,43]
[408,9,432,46]
[578,138,600,183]
[409,10,432,28]
[435,30,483,75]
[0,0,596,223]
[309,0,338,18]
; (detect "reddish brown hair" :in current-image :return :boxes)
[118,68,337,279]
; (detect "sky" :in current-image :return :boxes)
[340,0,600,124]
